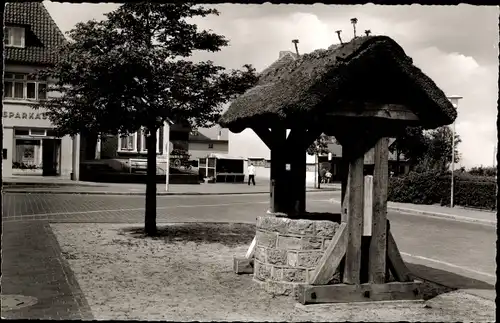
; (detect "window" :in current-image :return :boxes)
[5,27,25,48]
[3,73,47,101]
[208,143,214,149]
[30,129,47,136]
[139,128,160,153]
[118,132,137,152]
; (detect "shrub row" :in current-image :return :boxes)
[388,171,497,210]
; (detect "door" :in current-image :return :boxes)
[42,139,61,176]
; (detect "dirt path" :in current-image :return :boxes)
[51,222,495,321]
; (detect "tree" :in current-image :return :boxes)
[389,126,429,175]
[307,133,334,188]
[415,126,461,173]
[35,3,258,235]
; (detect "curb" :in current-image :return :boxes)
[3,188,340,196]
[329,199,496,226]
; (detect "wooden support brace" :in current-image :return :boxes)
[369,137,389,284]
[387,226,412,282]
[297,281,423,304]
[251,127,274,150]
[301,129,324,150]
[245,236,257,259]
[310,223,347,285]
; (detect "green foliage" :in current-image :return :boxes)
[388,171,497,210]
[468,166,497,177]
[307,133,334,156]
[34,3,258,136]
[391,126,461,174]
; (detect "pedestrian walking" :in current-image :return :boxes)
[248,163,256,186]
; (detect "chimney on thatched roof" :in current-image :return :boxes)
[219,35,457,133]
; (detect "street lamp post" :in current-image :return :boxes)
[447,95,462,208]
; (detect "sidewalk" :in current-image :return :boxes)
[330,198,496,226]
[2,176,341,195]
[1,221,94,320]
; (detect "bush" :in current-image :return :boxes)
[388,171,497,210]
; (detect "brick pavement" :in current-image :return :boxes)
[1,221,94,320]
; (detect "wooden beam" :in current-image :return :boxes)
[325,103,420,122]
[387,222,412,282]
[233,257,254,274]
[310,223,347,285]
[297,281,423,304]
[343,145,365,285]
[369,137,389,284]
[251,127,274,150]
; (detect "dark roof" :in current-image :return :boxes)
[4,2,66,65]
[219,35,457,133]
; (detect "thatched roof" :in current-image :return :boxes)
[219,35,457,133]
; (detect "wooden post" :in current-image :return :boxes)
[343,144,365,285]
[340,146,350,223]
[368,137,389,284]
[271,126,288,214]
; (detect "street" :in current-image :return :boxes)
[3,191,495,285]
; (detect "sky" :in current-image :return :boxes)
[43,2,498,169]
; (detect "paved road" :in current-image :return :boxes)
[2,191,495,319]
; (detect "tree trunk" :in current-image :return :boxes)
[145,128,157,236]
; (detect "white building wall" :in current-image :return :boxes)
[2,64,77,178]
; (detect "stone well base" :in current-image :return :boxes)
[253,214,342,296]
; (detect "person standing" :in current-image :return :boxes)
[248,163,256,186]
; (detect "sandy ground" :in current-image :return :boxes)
[51,222,496,322]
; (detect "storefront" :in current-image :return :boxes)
[2,104,76,178]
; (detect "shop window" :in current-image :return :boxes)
[3,73,47,101]
[13,139,42,169]
[46,130,57,137]
[5,27,25,48]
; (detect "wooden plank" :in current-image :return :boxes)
[251,127,274,150]
[369,137,389,284]
[343,147,365,285]
[387,225,412,282]
[297,281,423,304]
[363,175,373,236]
[310,223,347,285]
[233,257,254,274]
[245,236,257,259]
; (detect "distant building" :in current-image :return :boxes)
[2,2,79,178]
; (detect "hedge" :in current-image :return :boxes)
[388,171,497,210]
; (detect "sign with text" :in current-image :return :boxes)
[3,111,48,120]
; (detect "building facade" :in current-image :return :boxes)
[2,2,79,178]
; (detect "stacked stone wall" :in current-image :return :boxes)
[254,215,341,296]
